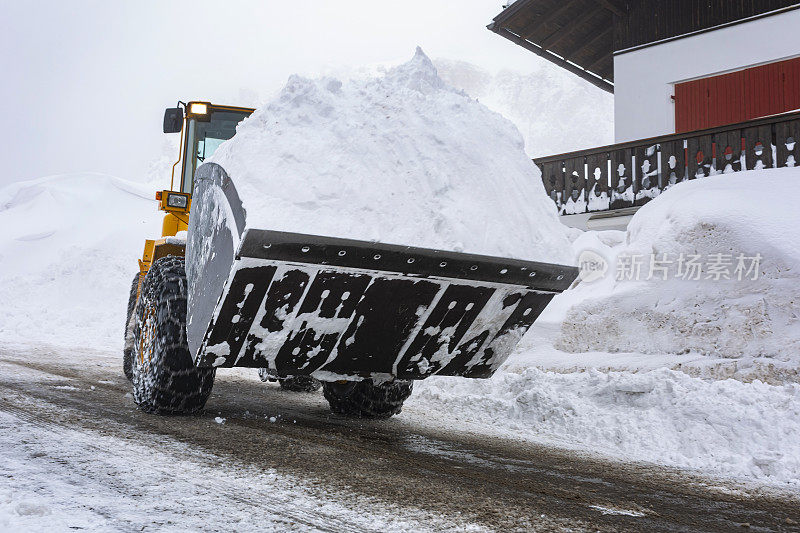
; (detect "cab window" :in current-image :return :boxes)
[181,109,250,193]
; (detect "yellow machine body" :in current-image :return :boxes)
[137,194,192,276]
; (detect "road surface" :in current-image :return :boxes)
[1,343,798,532]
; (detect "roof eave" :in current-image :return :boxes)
[488,26,614,93]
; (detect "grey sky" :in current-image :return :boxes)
[0,1,545,187]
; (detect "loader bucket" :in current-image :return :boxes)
[195,229,577,380]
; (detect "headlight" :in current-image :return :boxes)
[166,193,188,208]
[189,102,208,115]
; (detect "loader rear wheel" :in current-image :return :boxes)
[322,379,412,419]
[123,272,141,381]
[279,376,322,392]
[131,256,215,415]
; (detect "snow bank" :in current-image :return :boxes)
[209,48,572,264]
[0,173,161,349]
[557,167,800,366]
[412,366,800,484]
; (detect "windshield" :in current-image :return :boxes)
[181,109,251,193]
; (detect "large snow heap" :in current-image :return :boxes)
[208,48,572,264]
[558,167,800,368]
[0,173,162,348]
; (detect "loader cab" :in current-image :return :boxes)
[164,101,255,195]
[137,101,255,278]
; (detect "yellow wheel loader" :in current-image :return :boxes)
[124,100,577,418]
[123,101,254,385]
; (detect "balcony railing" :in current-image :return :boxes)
[533,111,800,215]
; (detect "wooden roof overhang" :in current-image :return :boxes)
[487,0,622,93]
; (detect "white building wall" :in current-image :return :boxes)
[613,9,800,142]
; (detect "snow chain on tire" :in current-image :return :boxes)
[123,272,141,382]
[131,256,215,414]
[322,379,412,419]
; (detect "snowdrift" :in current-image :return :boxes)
[413,366,800,483]
[203,48,572,264]
[0,173,161,348]
[557,167,800,370]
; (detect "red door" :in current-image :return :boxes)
[675,56,800,133]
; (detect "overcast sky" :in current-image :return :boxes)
[0,1,548,187]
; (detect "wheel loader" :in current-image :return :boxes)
[124,100,578,418]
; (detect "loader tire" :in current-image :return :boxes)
[131,256,215,415]
[279,376,322,392]
[322,379,412,419]
[123,272,141,381]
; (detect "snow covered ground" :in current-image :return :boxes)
[0,408,441,532]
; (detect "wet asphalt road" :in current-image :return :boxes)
[1,345,798,532]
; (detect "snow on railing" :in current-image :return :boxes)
[534,110,800,215]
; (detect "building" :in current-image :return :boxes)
[489,0,800,229]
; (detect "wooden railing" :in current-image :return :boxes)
[533,111,800,215]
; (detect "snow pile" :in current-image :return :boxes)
[557,167,800,367]
[434,59,614,159]
[209,48,572,264]
[412,366,800,484]
[0,173,161,349]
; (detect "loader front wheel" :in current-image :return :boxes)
[123,272,141,381]
[131,256,215,415]
[279,376,322,392]
[322,379,412,419]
